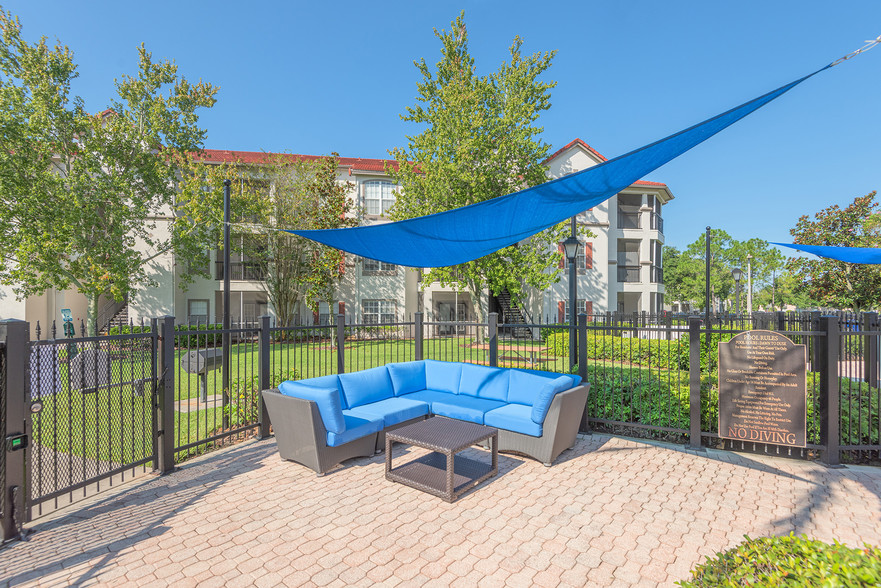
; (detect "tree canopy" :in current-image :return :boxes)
[787,192,881,311]
[0,10,218,333]
[387,12,573,323]
[663,230,784,312]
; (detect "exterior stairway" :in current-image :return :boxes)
[98,296,129,334]
[495,289,533,339]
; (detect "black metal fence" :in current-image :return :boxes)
[2,310,881,541]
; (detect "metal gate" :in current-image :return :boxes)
[26,329,157,519]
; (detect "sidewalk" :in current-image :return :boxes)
[1,433,880,587]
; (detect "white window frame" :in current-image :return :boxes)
[364,180,396,216]
[362,299,396,324]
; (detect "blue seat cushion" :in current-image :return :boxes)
[290,374,346,408]
[531,376,575,424]
[424,359,462,394]
[338,366,395,408]
[387,361,426,396]
[326,413,383,447]
[278,382,346,434]
[400,389,459,408]
[484,404,543,437]
[345,397,430,428]
[429,395,505,425]
[458,364,508,401]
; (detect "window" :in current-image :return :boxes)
[650,240,663,283]
[362,299,396,324]
[364,180,396,216]
[560,241,593,271]
[557,299,593,322]
[617,193,642,229]
[363,258,397,274]
[187,299,209,324]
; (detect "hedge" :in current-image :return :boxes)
[679,534,881,586]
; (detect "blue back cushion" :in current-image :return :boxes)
[531,375,574,424]
[338,366,395,408]
[278,382,346,434]
[458,364,508,401]
[387,361,426,396]
[424,360,462,394]
[507,370,555,406]
[298,374,346,408]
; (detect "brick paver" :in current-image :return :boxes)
[1,434,881,587]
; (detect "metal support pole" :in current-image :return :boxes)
[578,313,589,434]
[336,313,346,374]
[863,312,879,387]
[1,320,29,541]
[688,317,704,450]
[414,312,424,361]
[704,227,711,327]
[156,316,176,474]
[257,315,271,440]
[488,312,498,368]
[568,217,578,369]
[222,179,231,430]
[819,316,841,466]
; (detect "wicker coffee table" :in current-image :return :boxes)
[385,417,498,502]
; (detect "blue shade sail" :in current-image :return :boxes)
[773,243,881,264]
[288,67,828,268]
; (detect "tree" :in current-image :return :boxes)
[388,12,573,327]
[754,270,819,311]
[234,153,357,327]
[788,192,881,310]
[663,231,784,312]
[0,10,218,334]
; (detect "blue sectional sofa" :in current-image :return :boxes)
[262,360,590,475]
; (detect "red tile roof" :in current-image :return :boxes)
[195,149,400,172]
[544,138,668,189]
[197,141,666,188]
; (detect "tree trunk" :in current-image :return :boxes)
[468,289,485,345]
[87,294,99,337]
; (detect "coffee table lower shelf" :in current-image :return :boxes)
[387,452,495,501]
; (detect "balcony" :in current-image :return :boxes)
[618,265,641,283]
[651,266,663,284]
[651,212,664,233]
[617,211,641,230]
[216,261,265,281]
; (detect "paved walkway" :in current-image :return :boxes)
[2,434,881,587]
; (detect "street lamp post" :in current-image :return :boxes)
[563,216,580,369]
[731,267,742,315]
[746,254,753,315]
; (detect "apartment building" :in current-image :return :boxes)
[0,139,673,331]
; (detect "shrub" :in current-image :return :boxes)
[224,368,301,427]
[678,534,881,587]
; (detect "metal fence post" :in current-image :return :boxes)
[811,311,821,372]
[863,312,879,387]
[688,317,703,450]
[665,312,673,341]
[776,311,786,332]
[488,312,498,368]
[257,315,272,440]
[336,313,346,375]
[414,312,424,361]
[1,320,29,541]
[819,316,841,466]
[156,316,176,474]
[578,313,590,433]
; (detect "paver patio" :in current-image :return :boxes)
[1,433,880,587]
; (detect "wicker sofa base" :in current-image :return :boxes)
[263,384,589,475]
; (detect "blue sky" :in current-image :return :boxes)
[6,1,881,250]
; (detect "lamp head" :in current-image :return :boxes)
[731,267,742,282]
[563,236,580,260]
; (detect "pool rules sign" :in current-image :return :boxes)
[718,330,807,447]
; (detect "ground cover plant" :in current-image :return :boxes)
[678,534,881,586]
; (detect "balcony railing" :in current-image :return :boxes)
[650,266,663,284]
[617,266,641,283]
[650,213,664,233]
[216,261,265,281]
[617,211,641,229]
